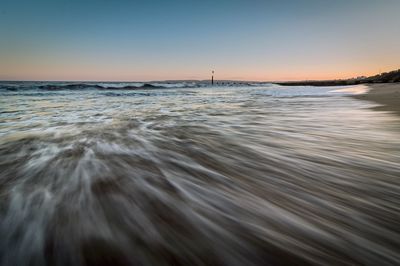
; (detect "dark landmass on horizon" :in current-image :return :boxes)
[275,69,400,86]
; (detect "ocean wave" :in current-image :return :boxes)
[0,83,175,92]
[38,83,166,90]
[0,81,276,92]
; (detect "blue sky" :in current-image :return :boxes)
[0,0,399,81]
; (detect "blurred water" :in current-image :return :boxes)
[0,83,399,266]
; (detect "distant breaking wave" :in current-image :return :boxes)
[0,83,182,91]
[0,81,270,92]
[38,83,166,90]
[0,83,167,91]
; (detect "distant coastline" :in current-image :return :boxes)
[2,69,400,87]
[275,69,400,87]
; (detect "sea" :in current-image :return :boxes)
[0,81,399,266]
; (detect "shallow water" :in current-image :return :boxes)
[0,83,399,266]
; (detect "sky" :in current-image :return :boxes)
[0,0,399,81]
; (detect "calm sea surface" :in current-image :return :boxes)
[0,83,399,266]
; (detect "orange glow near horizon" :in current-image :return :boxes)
[0,64,397,82]
[1,52,398,82]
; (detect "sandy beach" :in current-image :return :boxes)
[353,83,400,115]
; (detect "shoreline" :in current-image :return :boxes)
[352,83,400,116]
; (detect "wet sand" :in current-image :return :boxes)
[353,83,400,115]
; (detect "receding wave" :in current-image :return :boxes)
[1,84,399,266]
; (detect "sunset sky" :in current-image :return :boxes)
[1,0,399,81]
